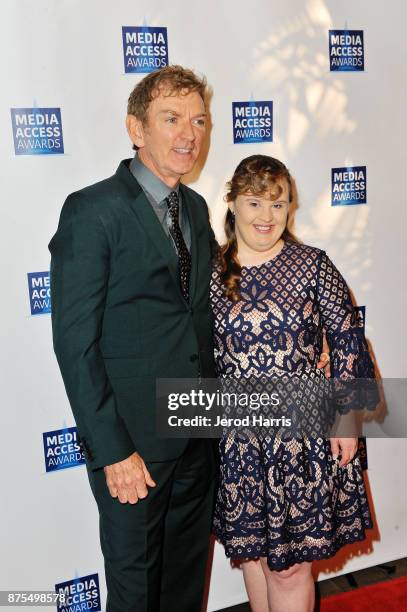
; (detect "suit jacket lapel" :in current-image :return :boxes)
[181,184,199,304]
[116,162,186,303]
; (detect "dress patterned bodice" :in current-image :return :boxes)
[211,241,374,384]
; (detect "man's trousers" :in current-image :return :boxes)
[87,439,217,612]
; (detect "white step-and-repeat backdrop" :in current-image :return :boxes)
[1,1,406,610]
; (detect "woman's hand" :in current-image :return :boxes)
[330,437,359,467]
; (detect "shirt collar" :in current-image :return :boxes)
[129,154,180,204]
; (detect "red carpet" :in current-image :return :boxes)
[320,576,407,611]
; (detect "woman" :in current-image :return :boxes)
[211,155,376,612]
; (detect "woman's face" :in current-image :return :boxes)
[230,179,290,255]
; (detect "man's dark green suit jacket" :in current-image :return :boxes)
[49,160,216,470]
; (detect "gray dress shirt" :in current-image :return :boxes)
[129,155,191,252]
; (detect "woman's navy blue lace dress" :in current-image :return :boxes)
[210,241,374,570]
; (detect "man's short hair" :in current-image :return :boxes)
[127,65,207,124]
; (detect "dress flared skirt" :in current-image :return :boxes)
[212,434,373,570]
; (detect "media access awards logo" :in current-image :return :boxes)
[43,426,85,472]
[10,107,64,155]
[358,437,368,470]
[55,573,101,612]
[122,26,168,73]
[27,271,51,315]
[329,30,364,71]
[354,305,366,332]
[331,166,367,206]
[232,101,273,144]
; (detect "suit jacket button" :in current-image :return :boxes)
[190,354,198,362]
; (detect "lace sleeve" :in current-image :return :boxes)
[317,251,377,411]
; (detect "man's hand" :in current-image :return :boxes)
[330,437,359,468]
[316,334,331,378]
[104,452,156,504]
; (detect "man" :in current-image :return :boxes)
[49,65,217,612]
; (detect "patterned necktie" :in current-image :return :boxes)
[165,191,191,301]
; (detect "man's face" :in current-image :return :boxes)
[127,88,207,187]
